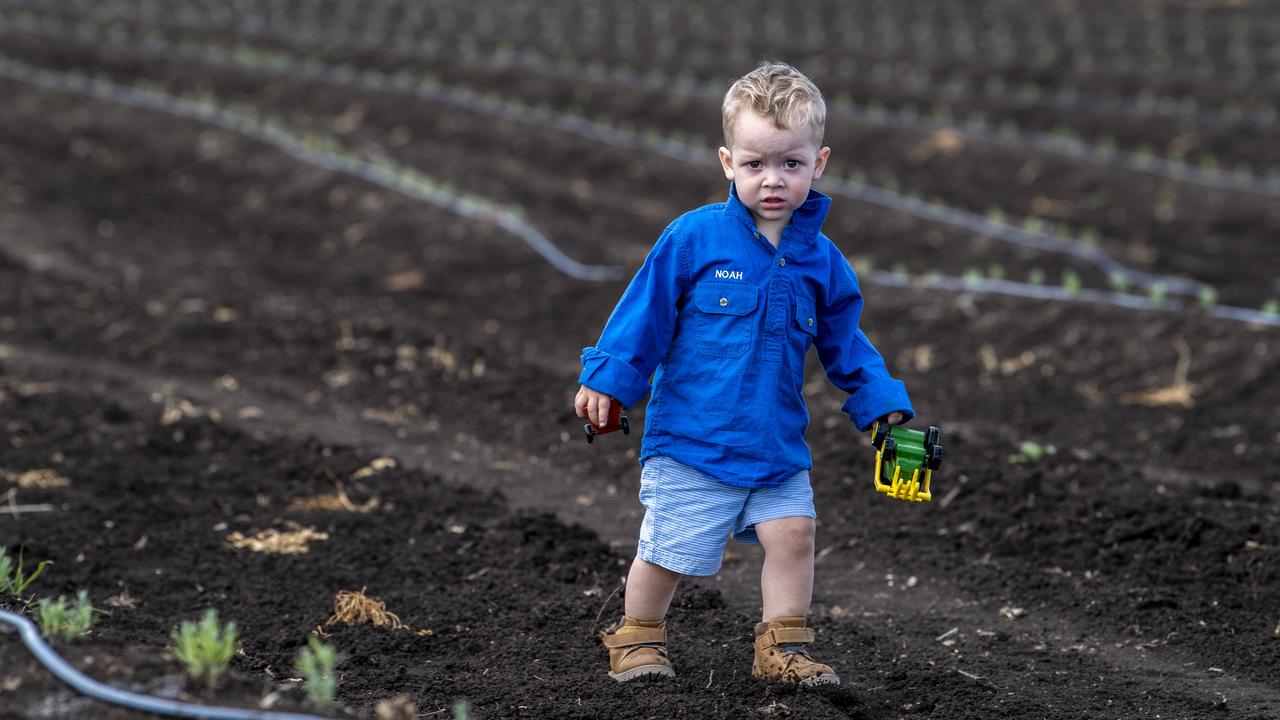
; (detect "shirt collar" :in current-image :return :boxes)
[723,182,832,245]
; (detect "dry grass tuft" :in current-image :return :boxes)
[352,457,397,480]
[225,521,329,554]
[6,468,71,489]
[326,587,408,630]
[287,483,379,513]
[1120,337,1197,408]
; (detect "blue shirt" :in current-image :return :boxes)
[579,184,914,488]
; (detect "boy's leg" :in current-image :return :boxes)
[755,516,815,620]
[624,556,681,620]
[602,455,742,682]
[602,557,681,682]
[751,515,839,686]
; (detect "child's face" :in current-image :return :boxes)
[718,111,830,231]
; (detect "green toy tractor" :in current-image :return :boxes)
[870,422,944,502]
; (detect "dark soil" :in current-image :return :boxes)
[2,2,1278,719]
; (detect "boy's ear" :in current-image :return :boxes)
[718,146,735,181]
[812,146,831,180]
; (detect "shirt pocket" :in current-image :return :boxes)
[693,281,759,358]
[793,296,818,349]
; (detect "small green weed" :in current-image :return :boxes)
[170,609,239,687]
[0,547,49,599]
[454,699,471,720]
[1009,441,1057,465]
[1107,272,1130,293]
[295,636,342,706]
[1062,270,1082,296]
[1197,287,1218,309]
[35,590,98,642]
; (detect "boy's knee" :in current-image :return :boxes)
[760,517,816,556]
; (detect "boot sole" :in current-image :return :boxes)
[800,674,841,687]
[609,665,676,682]
[753,668,842,687]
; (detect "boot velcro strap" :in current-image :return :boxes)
[755,627,815,652]
[603,627,666,648]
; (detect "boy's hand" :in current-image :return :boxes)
[867,412,904,439]
[574,385,616,428]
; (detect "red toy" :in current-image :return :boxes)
[583,403,630,443]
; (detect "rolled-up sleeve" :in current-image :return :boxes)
[816,256,914,432]
[579,223,687,408]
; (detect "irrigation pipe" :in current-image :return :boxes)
[0,55,623,282]
[0,609,330,720]
[8,8,1276,198]
[1,56,1272,328]
[861,270,1280,327]
[0,23,1214,301]
[505,53,1280,198]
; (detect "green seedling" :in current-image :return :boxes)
[454,699,472,720]
[1197,287,1218,308]
[1156,184,1179,220]
[1108,272,1130,293]
[1062,270,1082,296]
[0,547,49,599]
[1009,441,1057,464]
[295,636,342,706]
[1148,282,1168,303]
[35,590,98,642]
[1028,268,1045,285]
[170,609,239,687]
[1263,299,1279,317]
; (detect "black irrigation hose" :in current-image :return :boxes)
[0,609,331,720]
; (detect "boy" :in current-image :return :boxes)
[574,62,912,686]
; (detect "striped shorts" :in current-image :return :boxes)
[636,455,816,577]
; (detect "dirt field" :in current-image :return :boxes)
[1,2,1278,718]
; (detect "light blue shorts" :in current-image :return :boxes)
[636,455,816,577]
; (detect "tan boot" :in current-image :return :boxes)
[601,616,676,682]
[752,616,841,686]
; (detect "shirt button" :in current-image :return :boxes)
[779,258,786,267]
[807,317,815,327]
[719,297,728,307]
[753,232,760,239]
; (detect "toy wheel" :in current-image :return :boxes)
[928,444,944,469]
[926,426,941,449]
[584,424,596,444]
[872,423,890,449]
[620,416,631,435]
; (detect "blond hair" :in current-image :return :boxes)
[721,62,826,148]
